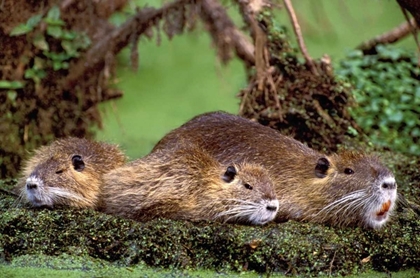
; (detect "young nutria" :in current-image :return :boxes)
[16,137,126,209]
[101,144,279,225]
[152,111,398,229]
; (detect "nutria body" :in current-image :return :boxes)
[102,144,279,225]
[16,137,126,208]
[152,111,398,229]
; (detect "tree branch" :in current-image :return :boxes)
[356,17,418,53]
[283,0,318,75]
[63,0,197,90]
[199,0,255,65]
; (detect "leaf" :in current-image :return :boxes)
[47,25,63,38]
[10,14,43,36]
[0,80,24,89]
[61,40,77,57]
[33,34,49,51]
[44,18,65,26]
[27,14,43,28]
[46,5,60,21]
[52,60,69,71]
[7,91,18,102]
[415,87,420,100]
[24,68,46,83]
[33,57,46,70]
[388,111,403,123]
[61,30,77,40]
[10,24,33,36]
[44,6,65,26]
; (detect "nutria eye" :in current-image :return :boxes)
[72,155,85,172]
[244,183,253,190]
[344,168,354,175]
[55,169,64,174]
[223,166,237,183]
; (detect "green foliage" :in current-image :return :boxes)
[0,81,24,89]
[336,45,420,155]
[10,5,91,80]
[10,14,43,36]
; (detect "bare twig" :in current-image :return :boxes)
[283,0,318,75]
[356,18,418,53]
[199,0,255,65]
[235,0,254,33]
[398,4,420,65]
[313,99,335,128]
[236,0,268,88]
[63,0,197,90]
[254,19,268,90]
[328,250,337,276]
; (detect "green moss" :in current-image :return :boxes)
[1,155,419,277]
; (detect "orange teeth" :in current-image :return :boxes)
[376,200,391,216]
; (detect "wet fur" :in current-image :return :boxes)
[152,111,398,228]
[101,144,279,225]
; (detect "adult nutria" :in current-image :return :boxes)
[16,137,126,209]
[101,144,279,225]
[152,111,398,229]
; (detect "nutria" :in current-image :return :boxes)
[152,111,398,229]
[16,137,126,209]
[101,144,279,225]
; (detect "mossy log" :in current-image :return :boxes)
[1,151,419,277]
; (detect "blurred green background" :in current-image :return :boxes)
[96,0,414,159]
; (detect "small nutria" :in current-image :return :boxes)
[16,137,126,209]
[101,144,279,225]
[152,111,398,229]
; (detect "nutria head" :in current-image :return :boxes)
[310,151,397,229]
[216,163,279,225]
[17,137,126,208]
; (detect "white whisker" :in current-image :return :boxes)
[48,188,84,201]
[215,198,278,225]
[313,190,368,223]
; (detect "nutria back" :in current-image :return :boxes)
[152,111,398,229]
[102,144,279,225]
[16,137,126,208]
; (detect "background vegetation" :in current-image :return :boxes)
[1,0,419,276]
[336,45,419,155]
[96,0,415,159]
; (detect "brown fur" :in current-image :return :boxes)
[101,144,279,225]
[152,111,398,229]
[16,137,126,208]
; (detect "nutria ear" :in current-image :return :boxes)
[315,157,330,178]
[72,155,85,172]
[223,166,237,183]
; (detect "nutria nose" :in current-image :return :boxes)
[266,205,278,211]
[382,181,396,190]
[26,183,38,190]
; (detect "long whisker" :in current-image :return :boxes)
[217,206,259,217]
[48,188,85,202]
[317,191,365,214]
[224,198,262,206]
[313,190,368,222]
[12,190,26,208]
